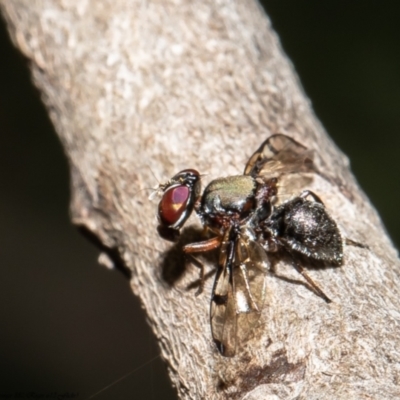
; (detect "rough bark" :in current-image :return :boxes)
[1,1,399,399]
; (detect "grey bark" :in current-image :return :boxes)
[1,1,399,399]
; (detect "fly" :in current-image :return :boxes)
[156,134,363,357]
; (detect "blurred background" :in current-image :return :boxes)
[0,1,399,399]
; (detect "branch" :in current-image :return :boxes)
[2,0,399,398]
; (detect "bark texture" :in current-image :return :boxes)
[2,1,400,399]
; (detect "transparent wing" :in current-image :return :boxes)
[271,173,315,206]
[244,134,316,179]
[210,236,237,357]
[210,227,269,357]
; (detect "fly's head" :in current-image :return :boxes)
[157,169,201,241]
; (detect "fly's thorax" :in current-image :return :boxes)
[196,175,257,232]
[200,175,256,212]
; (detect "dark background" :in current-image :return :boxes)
[0,2,399,399]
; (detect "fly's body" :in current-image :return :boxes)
[156,134,362,357]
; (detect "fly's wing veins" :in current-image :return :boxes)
[210,233,237,357]
[244,133,316,179]
[233,235,269,348]
[211,229,269,357]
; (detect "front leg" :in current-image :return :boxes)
[183,236,222,295]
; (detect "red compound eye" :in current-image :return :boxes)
[158,185,190,227]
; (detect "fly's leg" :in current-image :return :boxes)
[299,190,324,204]
[183,236,222,295]
[183,236,222,253]
[185,254,206,296]
[260,230,330,302]
[256,230,279,254]
[289,256,331,303]
[344,237,369,249]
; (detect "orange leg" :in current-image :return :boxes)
[183,236,222,253]
[183,236,222,295]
